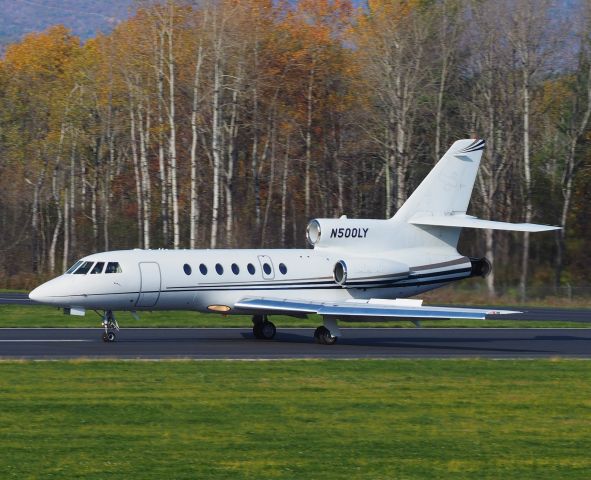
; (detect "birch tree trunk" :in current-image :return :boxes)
[519,66,532,302]
[156,29,168,246]
[189,38,204,249]
[210,29,223,249]
[167,4,180,249]
[281,137,290,246]
[304,66,315,220]
[137,99,151,249]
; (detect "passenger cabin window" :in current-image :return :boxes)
[74,261,94,275]
[65,260,82,274]
[231,263,240,275]
[263,263,272,275]
[215,263,224,275]
[105,262,122,274]
[279,263,287,275]
[247,263,256,275]
[91,262,105,274]
[199,264,207,275]
[183,264,192,275]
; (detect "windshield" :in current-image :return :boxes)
[65,260,83,274]
[74,261,94,275]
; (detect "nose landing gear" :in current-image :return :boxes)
[102,310,119,342]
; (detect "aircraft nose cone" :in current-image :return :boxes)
[29,285,48,303]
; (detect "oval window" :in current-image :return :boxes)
[199,264,208,275]
[263,263,272,275]
[247,263,256,275]
[215,263,224,275]
[279,263,287,275]
[231,263,240,275]
[183,264,192,275]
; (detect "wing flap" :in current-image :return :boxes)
[409,214,560,232]
[234,297,520,320]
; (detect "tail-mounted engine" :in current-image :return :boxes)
[469,257,492,278]
[332,257,410,287]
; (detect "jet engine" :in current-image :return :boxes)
[332,258,410,286]
[469,257,492,278]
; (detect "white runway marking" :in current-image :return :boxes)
[0,339,91,342]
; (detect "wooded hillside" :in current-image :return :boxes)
[0,0,590,298]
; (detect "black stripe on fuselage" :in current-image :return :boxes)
[63,271,471,300]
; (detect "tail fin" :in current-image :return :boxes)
[393,139,485,223]
[391,139,559,252]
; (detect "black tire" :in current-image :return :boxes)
[315,326,337,345]
[253,323,264,339]
[107,331,116,342]
[102,332,109,342]
[260,321,276,340]
[251,314,264,326]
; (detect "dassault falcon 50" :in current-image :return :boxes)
[29,139,559,344]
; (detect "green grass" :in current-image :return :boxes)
[0,360,590,479]
[0,304,589,329]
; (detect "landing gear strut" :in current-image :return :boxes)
[102,310,119,342]
[252,314,276,340]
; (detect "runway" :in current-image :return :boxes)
[1,327,591,359]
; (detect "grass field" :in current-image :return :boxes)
[0,359,589,479]
[0,304,590,329]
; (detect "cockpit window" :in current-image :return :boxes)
[65,260,83,274]
[91,262,105,274]
[105,262,122,274]
[74,261,94,275]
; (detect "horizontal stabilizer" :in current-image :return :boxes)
[235,297,519,320]
[409,215,560,232]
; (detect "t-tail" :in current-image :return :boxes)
[306,139,559,254]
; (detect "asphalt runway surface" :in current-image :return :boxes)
[1,292,590,359]
[2,292,591,322]
[0,327,590,359]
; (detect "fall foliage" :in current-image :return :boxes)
[0,0,590,297]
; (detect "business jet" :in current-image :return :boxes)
[29,139,559,344]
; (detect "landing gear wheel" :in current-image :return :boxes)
[251,315,276,340]
[102,331,116,343]
[253,320,276,340]
[253,322,264,339]
[315,326,337,345]
[260,321,276,340]
[101,310,119,342]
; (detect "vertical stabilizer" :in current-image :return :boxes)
[390,139,485,251]
[393,139,485,223]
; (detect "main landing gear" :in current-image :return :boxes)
[252,314,276,340]
[102,310,119,342]
[314,317,340,345]
[314,326,337,345]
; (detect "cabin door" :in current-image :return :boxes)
[137,262,161,307]
[257,255,275,280]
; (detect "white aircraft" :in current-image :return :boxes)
[29,139,559,344]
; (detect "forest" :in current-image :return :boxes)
[0,0,590,299]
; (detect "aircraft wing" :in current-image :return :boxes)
[234,297,520,320]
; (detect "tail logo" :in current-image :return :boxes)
[458,139,485,153]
